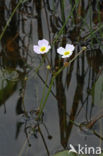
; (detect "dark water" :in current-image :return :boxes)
[0,0,103,156]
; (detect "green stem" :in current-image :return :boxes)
[84,24,103,41]
[38,47,86,119]
[0,0,24,41]
[54,47,86,77]
[39,71,49,109]
[38,76,55,119]
[35,0,81,73]
[52,0,80,45]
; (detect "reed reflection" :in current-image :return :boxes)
[0,0,103,155]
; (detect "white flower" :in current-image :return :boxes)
[57,44,75,58]
[33,39,51,54]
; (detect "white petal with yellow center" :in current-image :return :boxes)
[64,51,70,56]
[57,43,75,58]
[40,46,46,52]
[33,39,51,54]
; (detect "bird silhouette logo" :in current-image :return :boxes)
[69,144,77,153]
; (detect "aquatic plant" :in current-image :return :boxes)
[33,39,51,54]
[57,44,75,58]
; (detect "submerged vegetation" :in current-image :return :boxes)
[0,0,103,155]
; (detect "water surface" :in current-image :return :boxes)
[0,0,103,156]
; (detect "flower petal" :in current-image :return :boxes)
[65,44,75,52]
[62,55,70,58]
[45,45,51,52]
[38,39,49,47]
[57,47,65,55]
[62,51,73,58]
[33,45,41,54]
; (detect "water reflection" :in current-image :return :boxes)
[0,0,103,155]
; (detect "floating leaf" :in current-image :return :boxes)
[0,80,17,105]
[54,150,88,156]
[54,151,77,156]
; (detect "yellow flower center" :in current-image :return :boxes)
[64,51,70,55]
[40,46,46,52]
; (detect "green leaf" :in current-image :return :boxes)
[54,151,77,156]
[0,80,17,104]
[54,150,88,156]
[0,69,18,105]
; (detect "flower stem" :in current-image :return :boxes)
[0,0,24,41]
[37,47,86,119]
